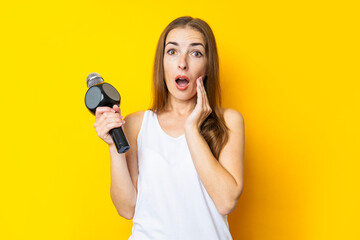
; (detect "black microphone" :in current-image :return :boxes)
[85,72,130,153]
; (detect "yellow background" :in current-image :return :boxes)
[0,0,359,239]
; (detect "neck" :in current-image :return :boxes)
[162,95,197,117]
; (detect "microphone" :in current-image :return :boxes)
[85,72,130,153]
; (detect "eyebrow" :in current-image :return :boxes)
[165,41,205,48]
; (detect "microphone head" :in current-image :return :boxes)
[87,72,104,88]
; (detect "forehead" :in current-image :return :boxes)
[165,27,205,46]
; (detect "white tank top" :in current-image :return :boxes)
[129,110,233,240]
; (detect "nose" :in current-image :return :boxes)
[178,53,188,70]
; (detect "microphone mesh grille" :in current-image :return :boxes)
[87,72,104,88]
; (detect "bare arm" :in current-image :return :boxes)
[185,77,244,216]
[94,106,142,220]
[109,145,137,220]
[185,109,244,216]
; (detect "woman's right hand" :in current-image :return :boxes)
[93,105,125,146]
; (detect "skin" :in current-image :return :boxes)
[93,26,245,219]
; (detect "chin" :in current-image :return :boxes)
[170,91,197,101]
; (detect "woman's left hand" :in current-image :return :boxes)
[185,76,212,131]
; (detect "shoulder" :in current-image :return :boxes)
[123,111,146,139]
[220,108,244,130]
[124,110,145,124]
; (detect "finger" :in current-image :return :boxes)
[98,122,123,138]
[96,116,123,131]
[99,116,124,129]
[95,106,115,119]
[112,105,124,122]
[96,114,116,129]
[199,77,207,105]
[196,78,203,107]
[112,105,121,114]
[201,76,207,96]
[197,76,203,92]
[200,77,211,114]
[101,111,125,123]
[104,117,122,125]
[103,122,123,133]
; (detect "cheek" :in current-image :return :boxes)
[194,61,207,76]
[163,62,174,88]
[163,61,170,83]
[163,57,174,76]
[202,60,207,72]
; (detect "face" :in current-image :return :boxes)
[163,27,207,101]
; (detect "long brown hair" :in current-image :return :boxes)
[151,16,229,159]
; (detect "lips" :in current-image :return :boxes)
[175,75,190,90]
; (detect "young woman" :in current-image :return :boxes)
[93,16,244,240]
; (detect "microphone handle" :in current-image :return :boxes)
[109,126,130,153]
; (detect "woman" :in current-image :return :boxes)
[94,16,244,240]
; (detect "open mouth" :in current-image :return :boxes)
[175,78,190,87]
[174,75,190,90]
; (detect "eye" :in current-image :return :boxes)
[167,49,176,55]
[192,51,203,57]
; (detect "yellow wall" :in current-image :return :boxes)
[0,0,358,239]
